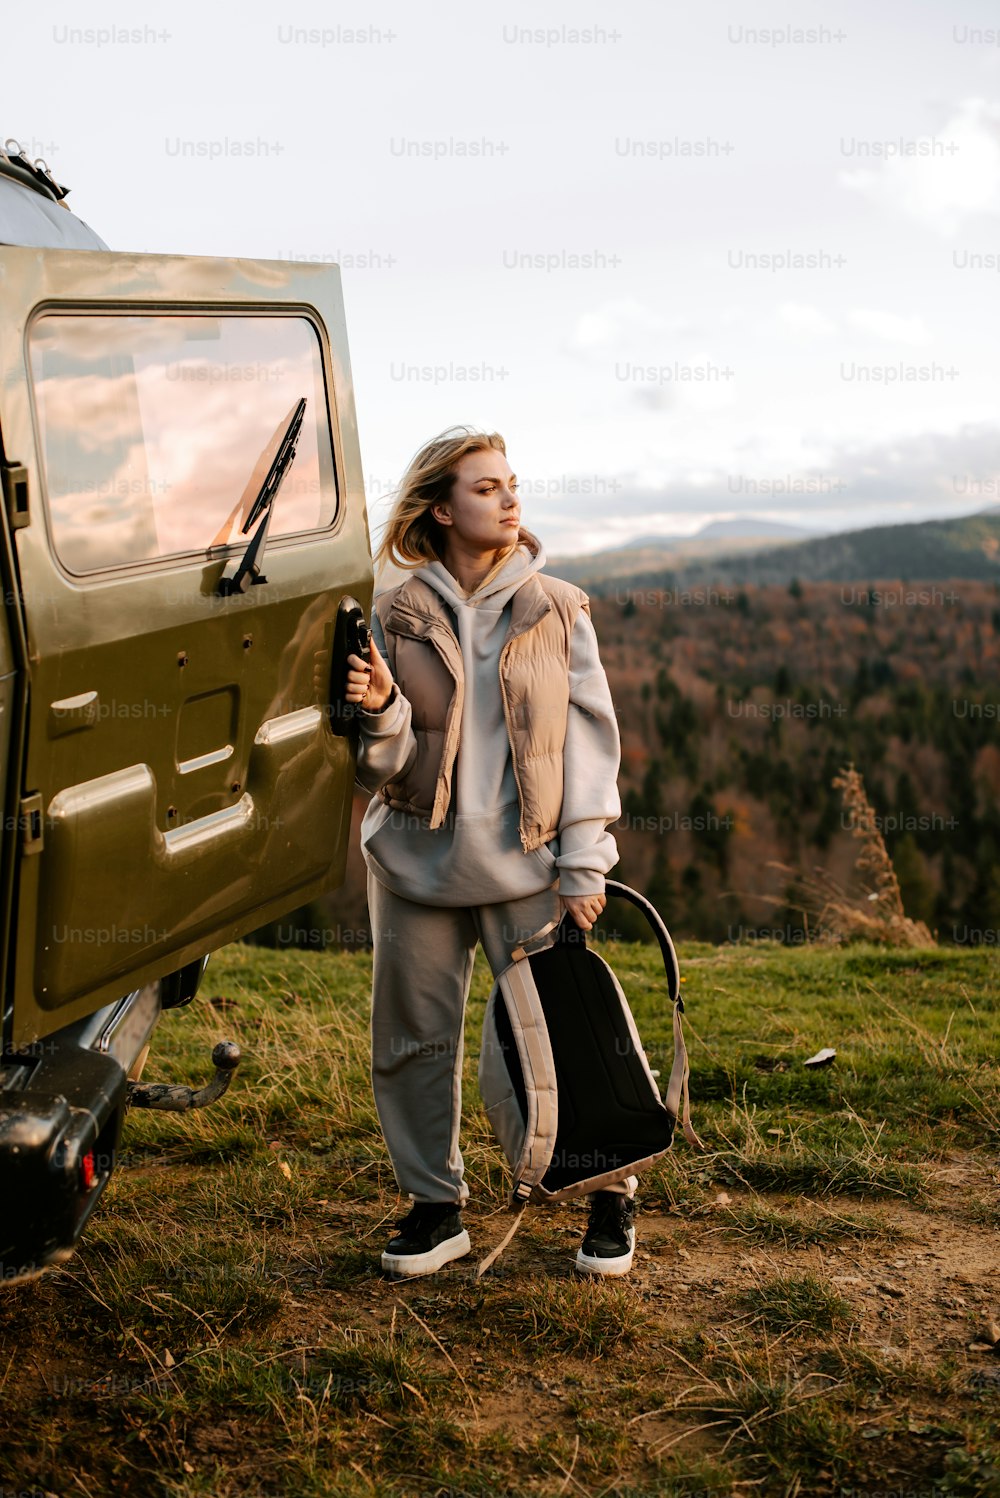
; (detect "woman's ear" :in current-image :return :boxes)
[431,504,452,527]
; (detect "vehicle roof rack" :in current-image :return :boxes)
[0,139,70,203]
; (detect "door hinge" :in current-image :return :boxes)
[2,464,30,530]
[20,792,44,854]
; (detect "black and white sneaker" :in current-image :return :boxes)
[381,1201,471,1279]
[575,1192,636,1277]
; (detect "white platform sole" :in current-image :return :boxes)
[575,1226,636,1277]
[381,1228,472,1279]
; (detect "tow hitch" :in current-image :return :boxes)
[1,985,242,1279]
[126,1040,242,1112]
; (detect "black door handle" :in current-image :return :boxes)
[327,595,371,737]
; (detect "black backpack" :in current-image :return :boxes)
[476,880,702,1274]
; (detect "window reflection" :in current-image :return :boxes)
[29,314,338,574]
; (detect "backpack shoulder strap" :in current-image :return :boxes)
[497,957,560,1197]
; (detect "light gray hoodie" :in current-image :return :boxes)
[355,535,621,907]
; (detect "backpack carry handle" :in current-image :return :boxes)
[602,880,682,1007]
[521,883,682,1007]
[600,882,701,1148]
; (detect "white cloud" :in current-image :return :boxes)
[838,97,1000,236]
[629,384,676,413]
[777,302,838,337]
[847,308,930,345]
[565,299,690,355]
[519,421,1000,551]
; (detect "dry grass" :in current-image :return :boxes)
[759,762,937,947]
[1,936,997,1497]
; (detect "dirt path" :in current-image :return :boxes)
[3,1152,999,1496]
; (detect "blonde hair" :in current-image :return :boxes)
[373,425,536,594]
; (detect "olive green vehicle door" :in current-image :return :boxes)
[0,250,372,1049]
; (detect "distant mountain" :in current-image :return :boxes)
[548,515,820,584]
[695,517,818,541]
[555,508,1000,593]
[605,517,817,550]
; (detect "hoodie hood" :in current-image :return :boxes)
[389,525,550,840]
[414,527,547,614]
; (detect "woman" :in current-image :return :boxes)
[345,426,636,1278]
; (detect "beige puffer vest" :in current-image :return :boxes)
[372,570,590,852]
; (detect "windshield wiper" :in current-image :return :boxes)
[217,397,307,597]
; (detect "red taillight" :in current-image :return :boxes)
[79,1150,97,1191]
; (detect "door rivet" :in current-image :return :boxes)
[231,782,241,794]
[243,635,253,650]
[177,651,189,667]
[167,806,177,819]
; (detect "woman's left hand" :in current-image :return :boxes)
[559,892,607,931]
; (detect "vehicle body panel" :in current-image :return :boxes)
[0,248,372,1049]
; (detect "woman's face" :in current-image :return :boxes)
[431,449,521,553]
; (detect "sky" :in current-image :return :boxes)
[7,0,1000,557]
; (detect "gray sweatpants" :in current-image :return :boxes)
[367,868,637,1207]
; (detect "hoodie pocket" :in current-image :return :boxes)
[531,838,558,878]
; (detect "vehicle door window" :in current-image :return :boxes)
[28,313,338,575]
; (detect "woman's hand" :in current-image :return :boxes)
[345,636,394,713]
[559,892,607,931]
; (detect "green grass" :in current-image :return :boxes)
[476,1279,650,1356]
[965,1194,1000,1230]
[1,936,998,1497]
[715,1201,903,1246]
[735,1273,856,1335]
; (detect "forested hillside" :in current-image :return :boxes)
[588,577,999,944]
[250,577,999,951]
[574,508,1000,594]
